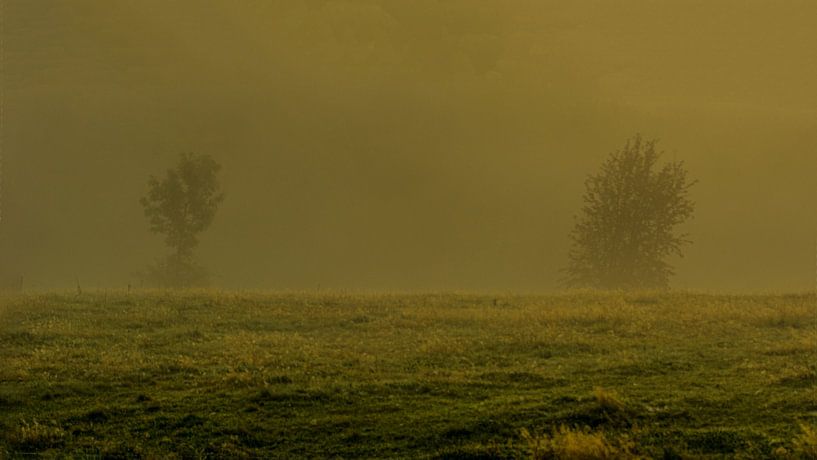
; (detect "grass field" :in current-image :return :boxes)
[1,290,816,458]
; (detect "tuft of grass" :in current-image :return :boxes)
[6,419,66,450]
[521,426,639,459]
[593,387,627,414]
[794,423,817,459]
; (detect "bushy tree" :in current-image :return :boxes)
[140,153,224,287]
[564,135,695,289]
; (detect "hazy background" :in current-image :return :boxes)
[2,1,816,292]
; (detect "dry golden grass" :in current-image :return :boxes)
[522,425,640,459]
[794,423,817,459]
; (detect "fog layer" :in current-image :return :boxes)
[3,1,816,291]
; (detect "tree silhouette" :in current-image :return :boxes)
[564,135,695,289]
[140,153,224,287]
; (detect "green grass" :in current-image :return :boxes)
[1,290,816,458]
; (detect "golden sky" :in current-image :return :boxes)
[3,1,817,291]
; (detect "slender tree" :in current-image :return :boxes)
[140,153,224,287]
[564,135,695,289]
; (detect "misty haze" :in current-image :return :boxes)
[1,2,816,458]
[3,1,817,292]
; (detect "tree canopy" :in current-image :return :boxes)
[564,135,696,289]
[140,153,224,287]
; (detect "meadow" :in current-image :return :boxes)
[1,290,816,458]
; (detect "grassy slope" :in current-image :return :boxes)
[0,291,816,458]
